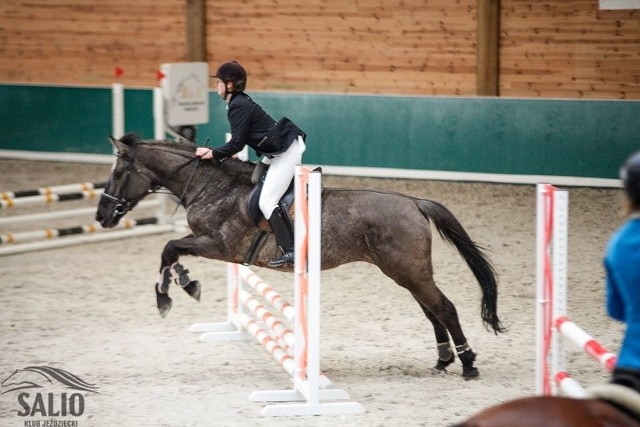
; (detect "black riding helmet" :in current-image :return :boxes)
[621,151,640,209]
[213,61,247,93]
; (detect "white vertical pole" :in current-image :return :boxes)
[293,166,307,393]
[227,263,239,325]
[535,183,548,395]
[551,189,569,395]
[112,82,124,140]
[306,170,322,404]
[153,87,165,140]
[153,86,168,220]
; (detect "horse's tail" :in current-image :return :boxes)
[417,199,504,334]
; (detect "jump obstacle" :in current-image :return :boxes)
[189,166,364,417]
[535,183,617,397]
[0,81,183,257]
[0,179,174,256]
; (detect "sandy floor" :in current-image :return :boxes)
[0,159,626,427]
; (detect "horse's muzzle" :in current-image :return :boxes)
[95,193,130,228]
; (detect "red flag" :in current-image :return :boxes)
[114,66,124,78]
[156,70,166,82]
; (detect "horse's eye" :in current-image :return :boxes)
[113,170,123,179]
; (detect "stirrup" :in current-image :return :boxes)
[268,251,294,268]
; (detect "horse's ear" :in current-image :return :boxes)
[109,135,127,154]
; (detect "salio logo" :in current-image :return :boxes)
[1,366,99,422]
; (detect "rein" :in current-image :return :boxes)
[168,138,210,215]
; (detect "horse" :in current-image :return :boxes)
[452,385,640,426]
[95,134,504,379]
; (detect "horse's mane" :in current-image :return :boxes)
[122,134,255,186]
[215,157,256,185]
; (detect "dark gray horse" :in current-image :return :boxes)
[96,134,504,378]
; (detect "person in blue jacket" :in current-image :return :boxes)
[196,61,306,268]
[605,151,640,393]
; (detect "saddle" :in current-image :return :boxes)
[243,167,295,265]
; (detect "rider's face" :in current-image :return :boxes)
[215,79,235,100]
[215,79,225,98]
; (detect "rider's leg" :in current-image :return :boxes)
[251,157,270,184]
[267,206,295,267]
[259,136,305,267]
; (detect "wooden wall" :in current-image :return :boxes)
[0,0,187,86]
[206,0,478,95]
[501,1,640,99]
[0,0,638,99]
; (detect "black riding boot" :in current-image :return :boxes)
[267,206,294,267]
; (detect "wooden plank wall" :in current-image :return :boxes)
[501,1,640,99]
[0,0,638,99]
[0,0,187,86]
[206,0,478,95]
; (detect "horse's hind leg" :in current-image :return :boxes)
[411,280,479,379]
[414,299,455,373]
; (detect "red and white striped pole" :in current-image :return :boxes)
[536,183,617,398]
[555,316,617,372]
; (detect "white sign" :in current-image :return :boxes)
[599,0,640,9]
[160,62,209,126]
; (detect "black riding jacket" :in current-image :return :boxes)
[212,92,305,159]
[212,92,275,159]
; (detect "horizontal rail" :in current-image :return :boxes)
[237,265,296,322]
[1,182,105,199]
[554,371,588,398]
[0,199,161,226]
[0,189,104,209]
[555,316,617,372]
[0,223,175,256]
[1,217,160,245]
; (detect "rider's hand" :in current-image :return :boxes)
[195,147,213,160]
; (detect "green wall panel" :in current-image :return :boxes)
[245,94,639,179]
[0,85,153,154]
[2,84,638,179]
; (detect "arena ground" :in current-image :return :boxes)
[0,159,625,426]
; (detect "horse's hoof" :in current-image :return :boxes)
[434,354,455,371]
[462,366,479,380]
[183,280,201,301]
[429,367,447,376]
[157,294,173,318]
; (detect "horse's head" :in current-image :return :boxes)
[95,134,157,228]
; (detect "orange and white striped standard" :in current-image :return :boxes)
[190,166,364,416]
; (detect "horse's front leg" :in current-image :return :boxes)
[156,234,208,317]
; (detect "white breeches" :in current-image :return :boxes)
[259,135,306,219]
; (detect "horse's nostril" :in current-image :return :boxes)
[95,213,103,222]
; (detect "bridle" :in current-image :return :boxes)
[99,142,145,220]
[99,140,202,220]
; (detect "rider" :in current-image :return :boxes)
[605,151,640,393]
[195,61,306,268]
